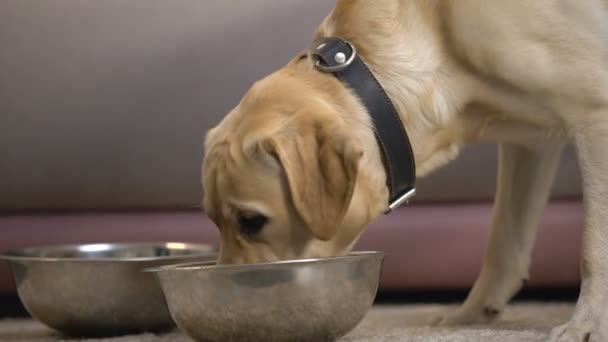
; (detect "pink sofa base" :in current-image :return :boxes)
[0,200,583,295]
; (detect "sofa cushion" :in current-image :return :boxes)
[0,1,581,210]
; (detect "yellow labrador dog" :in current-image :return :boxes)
[203,1,608,341]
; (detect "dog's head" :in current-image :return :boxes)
[203,47,462,264]
[202,57,393,264]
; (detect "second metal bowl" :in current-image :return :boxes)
[148,251,384,342]
[0,242,217,337]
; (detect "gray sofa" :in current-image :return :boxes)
[0,0,583,294]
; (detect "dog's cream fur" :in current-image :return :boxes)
[203,1,608,340]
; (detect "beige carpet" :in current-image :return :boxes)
[0,303,574,342]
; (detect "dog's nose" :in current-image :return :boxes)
[218,250,255,265]
[217,253,236,265]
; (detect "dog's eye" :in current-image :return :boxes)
[237,212,268,236]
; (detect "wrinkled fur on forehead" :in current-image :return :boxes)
[203,57,375,159]
[202,84,340,221]
[201,142,227,225]
[202,69,373,241]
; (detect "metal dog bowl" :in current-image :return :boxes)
[147,251,383,342]
[0,242,217,337]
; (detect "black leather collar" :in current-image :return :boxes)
[312,37,416,213]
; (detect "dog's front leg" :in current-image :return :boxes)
[548,119,608,342]
[436,142,563,326]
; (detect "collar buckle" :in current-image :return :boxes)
[313,40,357,73]
[385,188,416,214]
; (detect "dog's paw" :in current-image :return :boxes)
[547,322,594,342]
[432,304,503,326]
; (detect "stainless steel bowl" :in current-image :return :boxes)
[147,251,384,342]
[0,242,217,337]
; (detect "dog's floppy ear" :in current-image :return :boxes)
[262,114,363,241]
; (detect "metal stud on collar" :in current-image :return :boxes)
[334,52,347,64]
[314,40,357,73]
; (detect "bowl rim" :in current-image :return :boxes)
[0,242,217,262]
[144,251,384,273]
